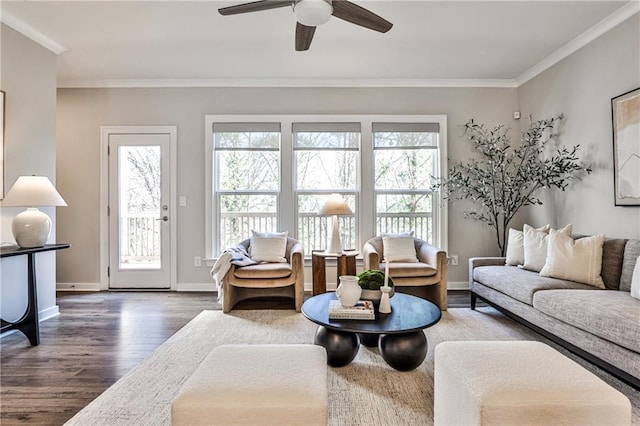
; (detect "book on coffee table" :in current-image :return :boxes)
[328,300,375,320]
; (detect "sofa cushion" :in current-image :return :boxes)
[522,224,572,272]
[533,289,640,353]
[600,238,627,290]
[384,262,437,278]
[540,232,605,288]
[234,263,292,279]
[621,239,640,292]
[505,225,549,266]
[473,265,596,305]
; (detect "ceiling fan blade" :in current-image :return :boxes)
[218,0,291,16]
[331,0,393,33]
[295,22,316,51]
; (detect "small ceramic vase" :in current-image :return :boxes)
[378,286,392,314]
[336,275,362,307]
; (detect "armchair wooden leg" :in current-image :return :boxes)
[439,282,448,311]
[470,292,477,310]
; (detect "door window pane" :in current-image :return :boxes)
[118,145,161,269]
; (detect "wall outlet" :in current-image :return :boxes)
[194,256,202,267]
[179,196,187,207]
[451,255,459,266]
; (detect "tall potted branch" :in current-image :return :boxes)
[433,115,591,256]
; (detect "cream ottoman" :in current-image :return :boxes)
[172,344,328,425]
[434,341,631,426]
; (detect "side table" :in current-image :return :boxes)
[311,250,359,295]
[0,243,70,345]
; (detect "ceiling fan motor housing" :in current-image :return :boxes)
[294,0,333,26]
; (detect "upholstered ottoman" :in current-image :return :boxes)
[434,341,631,426]
[172,344,328,425]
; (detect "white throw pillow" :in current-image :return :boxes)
[250,230,288,263]
[382,235,418,263]
[505,225,549,266]
[522,224,572,272]
[540,232,605,288]
[631,256,640,300]
[381,231,414,238]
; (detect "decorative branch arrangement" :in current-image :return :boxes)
[433,115,592,256]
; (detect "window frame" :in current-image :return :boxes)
[372,124,441,244]
[204,115,448,259]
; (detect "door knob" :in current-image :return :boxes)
[156,216,169,222]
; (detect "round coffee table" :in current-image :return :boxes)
[301,292,442,371]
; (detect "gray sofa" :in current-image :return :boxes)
[469,238,640,389]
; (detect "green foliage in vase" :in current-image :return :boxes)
[433,115,592,256]
[357,269,394,290]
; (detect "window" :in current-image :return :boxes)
[212,123,280,254]
[205,115,447,259]
[293,123,360,255]
[373,123,440,244]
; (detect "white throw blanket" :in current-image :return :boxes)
[210,246,257,303]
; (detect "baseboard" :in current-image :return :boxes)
[176,283,216,292]
[57,282,103,292]
[39,306,60,321]
[447,281,469,290]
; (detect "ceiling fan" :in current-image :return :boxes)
[218,0,393,51]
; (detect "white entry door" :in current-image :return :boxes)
[107,129,175,289]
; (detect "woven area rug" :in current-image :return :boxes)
[65,307,639,425]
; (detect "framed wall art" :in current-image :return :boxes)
[0,90,4,199]
[612,87,640,206]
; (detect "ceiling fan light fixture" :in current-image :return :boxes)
[294,0,333,26]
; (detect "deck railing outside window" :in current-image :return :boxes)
[122,211,433,261]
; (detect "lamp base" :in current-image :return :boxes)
[327,214,343,254]
[12,208,52,248]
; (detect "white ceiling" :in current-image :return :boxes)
[1,1,637,87]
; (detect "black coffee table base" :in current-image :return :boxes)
[315,326,428,371]
[314,326,359,367]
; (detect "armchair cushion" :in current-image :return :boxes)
[234,263,293,279]
[383,262,438,278]
[250,230,288,263]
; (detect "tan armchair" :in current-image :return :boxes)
[362,236,448,311]
[222,237,304,313]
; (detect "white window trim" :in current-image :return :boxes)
[204,115,448,260]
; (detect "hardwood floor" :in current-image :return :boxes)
[0,290,473,425]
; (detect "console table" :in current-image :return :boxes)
[0,243,70,345]
[311,250,359,295]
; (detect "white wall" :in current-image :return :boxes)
[56,87,518,288]
[0,24,60,323]
[518,13,640,239]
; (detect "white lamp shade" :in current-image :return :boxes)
[2,176,67,207]
[319,195,353,216]
[294,0,333,26]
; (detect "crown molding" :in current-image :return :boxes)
[57,78,518,89]
[1,11,66,54]
[516,0,640,86]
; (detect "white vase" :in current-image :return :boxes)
[336,275,362,307]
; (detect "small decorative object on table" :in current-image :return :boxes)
[335,275,362,307]
[357,268,394,303]
[378,260,392,314]
[328,299,375,320]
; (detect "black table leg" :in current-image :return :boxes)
[0,253,40,346]
[314,326,359,367]
[378,331,427,371]
[358,333,379,348]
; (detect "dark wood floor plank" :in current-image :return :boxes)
[1,290,471,425]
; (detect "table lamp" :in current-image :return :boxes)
[2,176,68,248]
[319,195,353,254]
